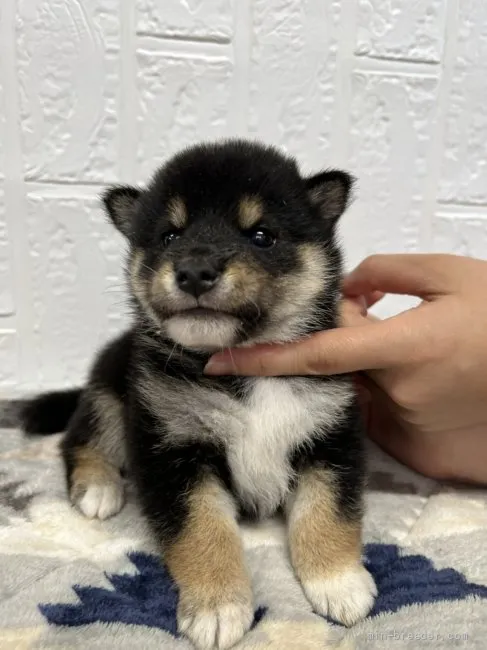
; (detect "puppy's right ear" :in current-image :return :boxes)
[102,185,141,239]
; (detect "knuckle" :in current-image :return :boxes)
[425,253,466,288]
[303,354,327,375]
[297,335,330,375]
[303,345,335,375]
[254,355,275,376]
[339,299,365,327]
[359,254,384,274]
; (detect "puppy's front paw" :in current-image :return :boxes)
[303,564,377,626]
[73,479,125,520]
[179,600,253,650]
[69,449,125,520]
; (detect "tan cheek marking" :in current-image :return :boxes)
[164,477,251,609]
[167,196,187,229]
[238,196,263,230]
[130,249,148,303]
[222,259,268,308]
[129,250,162,325]
[295,243,329,298]
[70,446,121,501]
[273,244,328,315]
[264,243,328,335]
[150,260,176,297]
[288,469,362,581]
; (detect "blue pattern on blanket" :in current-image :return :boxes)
[365,543,487,617]
[39,553,180,634]
[40,544,487,632]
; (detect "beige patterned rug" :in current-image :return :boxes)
[0,425,486,649]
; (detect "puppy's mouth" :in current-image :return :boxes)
[176,307,237,319]
[164,306,241,351]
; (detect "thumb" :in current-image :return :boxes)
[204,313,420,376]
[343,253,460,299]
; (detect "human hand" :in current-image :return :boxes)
[204,254,487,485]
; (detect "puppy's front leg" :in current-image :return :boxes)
[62,389,125,520]
[288,467,376,626]
[134,443,253,650]
[165,475,253,649]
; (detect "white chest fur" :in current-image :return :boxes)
[226,377,352,517]
[141,372,353,518]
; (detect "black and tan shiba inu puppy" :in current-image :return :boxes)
[19,139,376,649]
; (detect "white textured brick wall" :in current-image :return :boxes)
[0,0,485,392]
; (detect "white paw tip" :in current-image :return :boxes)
[179,602,253,650]
[77,482,124,520]
[303,565,377,626]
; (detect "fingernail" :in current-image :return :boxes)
[204,355,233,375]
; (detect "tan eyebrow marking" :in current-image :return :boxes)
[167,196,187,229]
[238,196,264,230]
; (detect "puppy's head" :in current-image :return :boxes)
[103,140,353,351]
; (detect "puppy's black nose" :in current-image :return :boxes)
[176,261,221,297]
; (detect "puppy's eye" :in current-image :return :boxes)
[250,228,276,249]
[162,231,181,247]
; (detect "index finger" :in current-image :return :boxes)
[205,310,422,377]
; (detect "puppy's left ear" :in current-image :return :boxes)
[102,185,141,239]
[305,170,354,223]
